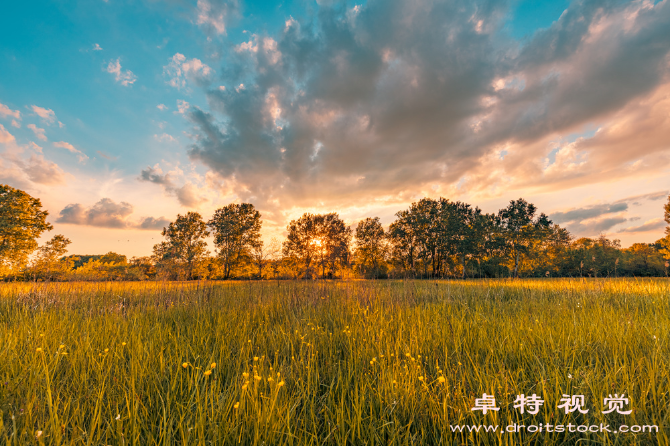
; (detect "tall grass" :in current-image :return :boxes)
[0,279,668,445]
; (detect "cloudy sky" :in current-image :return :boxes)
[1,0,669,257]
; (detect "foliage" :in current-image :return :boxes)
[153,212,209,280]
[0,184,53,275]
[28,235,73,281]
[354,217,388,278]
[208,203,262,279]
[283,213,352,279]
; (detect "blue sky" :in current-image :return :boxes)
[1,0,669,256]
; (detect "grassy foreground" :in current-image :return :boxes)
[0,279,668,445]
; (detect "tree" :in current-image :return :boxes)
[153,212,209,280]
[0,184,53,275]
[207,203,262,279]
[283,213,352,279]
[251,237,281,279]
[355,217,388,278]
[661,194,670,261]
[30,234,72,280]
[498,198,552,278]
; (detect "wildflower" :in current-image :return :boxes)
[59,344,65,349]
[254,375,262,381]
[40,334,44,337]
[242,383,248,390]
[182,363,188,369]
[121,342,126,347]
[233,402,240,409]
[268,377,274,382]
[211,362,216,369]
[370,360,374,366]
[242,372,249,378]
[115,414,121,420]
[104,348,109,353]
[36,348,42,352]
[418,376,424,381]
[437,376,445,383]
[392,380,397,385]
[278,380,285,387]
[35,430,43,438]
[204,370,212,377]
[568,374,573,379]
[253,356,259,361]
[458,362,462,366]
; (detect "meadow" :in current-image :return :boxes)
[0,279,668,445]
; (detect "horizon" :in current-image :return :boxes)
[1,0,669,257]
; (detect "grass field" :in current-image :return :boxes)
[0,279,668,445]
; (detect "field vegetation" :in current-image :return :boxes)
[0,278,668,445]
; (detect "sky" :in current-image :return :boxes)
[1,0,669,257]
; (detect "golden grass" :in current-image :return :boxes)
[0,278,668,445]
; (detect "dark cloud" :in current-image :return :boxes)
[138,165,206,208]
[177,0,670,212]
[138,216,170,230]
[618,219,666,234]
[550,203,628,224]
[57,198,172,230]
[57,198,134,228]
[566,216,628,236]
[614,191,669,206]
[139,166,173,186]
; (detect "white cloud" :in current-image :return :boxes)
[54,141,89,163]
[93,43,103,51]
[0,124,15,143]
[29,105,56,124]
[11,120,20,128]
[163,53,213,89]
[0,103,21,120]
[196,0,236,35]
[27,123,47,141]
[157,104,168,111]
[154,133,178,143]
[106,58,137,86]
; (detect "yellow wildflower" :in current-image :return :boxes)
[59,344,65,349]
[242,372,249,378]
[437,376,445,383]
[211,362,216,369]
[36,348,42,352]
[104,348,109,353]
[182,363,188,369]
[278,381,285,387]
[121,342,126,347]
[233,402,240,409]
[254,375,261,381]
[253,356,259,361]
[204,370,212,377]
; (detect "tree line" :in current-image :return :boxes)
[1,184,670,281]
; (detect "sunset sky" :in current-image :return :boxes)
[1,0,669,257]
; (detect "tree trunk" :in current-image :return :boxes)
[513,251,519,278]
[462,253,466,280]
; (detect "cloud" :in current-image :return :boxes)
[96,150,117,160]
[138,216,170,230]
[29,105,56,125]
[139,165,173,186]
[154,133,178,143]
[93,43,103,51]
[0,124,15,143]
[21,154,67,185]
[550,203,628,224]
[163,53,213,89]
[27,124,47,141]
[138,164,206,208]
[53,141,89,163]
[56,198,171,230]
[57,198,134,228]
[157,104,168,111]
[195,0,238,35]
[617,218,666,234]
[175,182,207,207]
[165,0,670,226]
[106,58,137,86]
[0,103,21,120]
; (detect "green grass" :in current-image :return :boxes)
[0,279,669,445]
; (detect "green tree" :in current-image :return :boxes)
[0,184,53,275]
[30,234,72,280]
[207,203,262,279]
[283,213,352,279]
[153,212,209,280]
[498,198,552,278]
[661,194,670,260]
[354,217,388,278]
